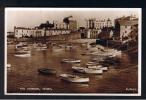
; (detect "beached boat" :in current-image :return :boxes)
[61,59,81,63]
[72,66,103,74]
[14,51,31,57]
[60,74,89,83]
[38,68,56,75]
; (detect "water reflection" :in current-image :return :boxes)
[7,44,138,93]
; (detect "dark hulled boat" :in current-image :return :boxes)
[38,68,57,75]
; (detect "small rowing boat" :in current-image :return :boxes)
[60,74,89,83]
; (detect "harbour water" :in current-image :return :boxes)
[7,43,138,94]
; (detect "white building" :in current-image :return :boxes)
[31,29,45,37]
[86,18,113,29]
[46,29,70,36]
[54,21,66,29]
[109,30,114,38]
[14,27,32,38]
[14,26,71,38]
[87,29,102,39]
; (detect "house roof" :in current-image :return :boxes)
[116,16,137,21]
[118,20,138,26]
[15,27,31,30]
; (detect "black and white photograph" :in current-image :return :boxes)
[5,8,141,96]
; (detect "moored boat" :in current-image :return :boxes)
[86,61,99,66]
[38,68,57,75]
[15,43,29,51]
[87,65,108,71]
[72,66,103,74]
[34,43,47,51]
[35,46,47,51]
[60,74,89,83]
[14,51,31,57]
[7,63,11,68]
[61,59,81,63]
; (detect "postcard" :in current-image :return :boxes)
[5,8,141,96]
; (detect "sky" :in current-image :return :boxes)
[6,8,141,31]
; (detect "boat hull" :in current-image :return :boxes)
[72,66,103,74]
[61,59,81,63]
[38,68,56,75]
[61,77,89,83]
[60,74,89,83]
[14,54,31,57]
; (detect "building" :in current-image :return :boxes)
[45,29,70,37]
[69,20,77,30]
[31,29,45,37]
[97,27,114,40]
[86,18,113,29]
[54,21,66,29]
[114,15,138,41]
[14,18,79,40]
[79,27,87,39]
[87,29,102,39]
[14,26,81,41]
[42,30,80,41]
[14,27,32,38]
[7,32,14,37]
[86,18,96,29]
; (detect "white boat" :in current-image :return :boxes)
[35,46,47,51]
[61,59,81,63]
[34,43,47,51]
[87,65,108,71]
[86,61,98,66]
[86,61,101,66]
[14,51,31,57]
[7,63,11,68]
[86,63,96,66]
[88,62,96,64]
[7,41,13,45]
[17,50,31,53]
[100,67,108,71]
[15,43,29,51]
[60,74,89,83]
[90,48,121,57]
[72,66,103,74]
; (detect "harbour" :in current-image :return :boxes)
[7,42,138,93]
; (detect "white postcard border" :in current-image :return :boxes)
[4,8,142,96]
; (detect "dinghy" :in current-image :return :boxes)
[60,74,89,83]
